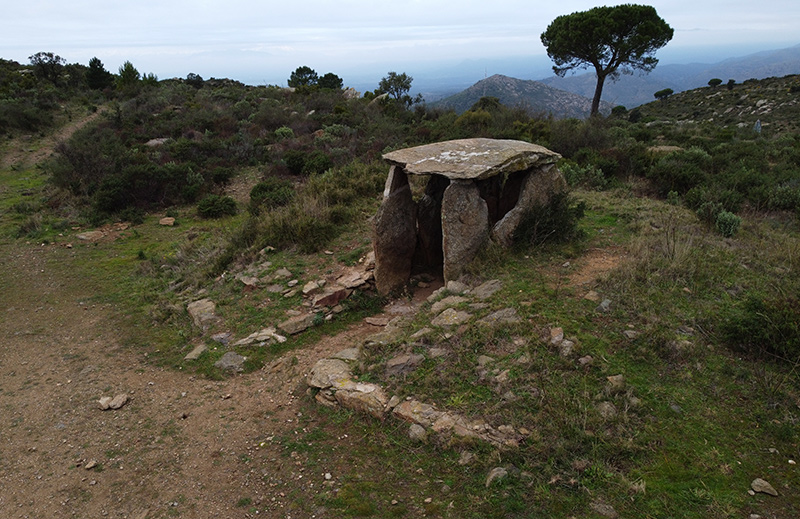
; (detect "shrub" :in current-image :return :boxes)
[647,147,711,196]
[512,191,585,247]
[715,210,741,237]
[720,296,800,362]
[274,126,294,140]
[282,149,306,175]
[302,150,333,176]
[696,200,723,226]
[197,194,237,218]
[249,177,295,214]
[559,162,609,190]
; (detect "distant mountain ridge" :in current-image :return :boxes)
[432,74,613,119]
[539,44,800,108]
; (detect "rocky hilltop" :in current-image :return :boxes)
[433,74,613,119]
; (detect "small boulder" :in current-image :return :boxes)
[751,478,778,496]
[214,351,246,372]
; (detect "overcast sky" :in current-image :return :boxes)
[2,1,798,86]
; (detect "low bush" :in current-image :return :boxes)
[512,191,585,248]
[720,295,800,363]
[715,210,742,237]
[197,194,237,218]
[248,177,295,214]
[647,147,711,196]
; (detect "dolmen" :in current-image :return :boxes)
[373,138,566,294]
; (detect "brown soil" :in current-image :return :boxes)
[0,238,393,519]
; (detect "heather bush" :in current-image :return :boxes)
[248,177,295,214]
[715,210,742,237]
[647,147,711,196]
[197,194,237,218]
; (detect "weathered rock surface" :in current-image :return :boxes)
[183,344,208,361]
[307,358,352,389]
[385,353,425,376]
[442,180,488,282]
[278,313,317,335]
[477,308,521,326]
[233,327,287,346]
[99,393,129,410]
[334,382,389,420]
[430,295,470,315]
[373,166,417,294]
[492,164,567,246]
[186,299,218,331]
[382,138,560,181]
[214,351,246,372]
[751,478,778,496]
[431,308,472,327]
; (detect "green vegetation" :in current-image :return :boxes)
[541,4,674,115]
[2,57,800,518]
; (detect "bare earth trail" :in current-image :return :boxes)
[0,112,384,518]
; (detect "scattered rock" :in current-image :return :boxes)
[477,355,495,367]
[445,280,471,294]
[550,327,564,345]
[606,374,625,390]
[431,308,472,327]
[211,332,232,345]
[597,401,618,419]
[558,339,575,357]
[278,313,317,335]
[99,393,129,411]
[578,355,594,366]
[331,348,360,361]
[233,327,286,346]
[307,358,352,389]
[458,451,475,465]
[159,217,176,226]
[76,230,105,242]
[584,290,601,302]
[312,286,351,307]
[302,281,321,296]
[478,308,521,326]
[473,279,502,300]
[751,478,778,496]
[409,424,428,442]
[365,316,392,326]
[430,295,469,315]
[214,351,246,372]
[622,330,639,340]
[385,354,425,376]
[235,274,259,287]
[273,268,292,279]
[265,284,284,293]
[596,299,612,313]
[186,299,218,331]
[485,467,509,488]
[335,382,389,420]
[183,344,208,361]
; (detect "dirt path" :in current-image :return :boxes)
[0,239,386,518]
[0,108,106,170]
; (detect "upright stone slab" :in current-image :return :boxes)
[492,164,567,247]
[441,180,488,282]
[373,166,417,294]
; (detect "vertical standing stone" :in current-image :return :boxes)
[373,166,417,294]
[491,164,567,247]
[441,180,488,282]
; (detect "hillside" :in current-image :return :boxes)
[633,74,800,135]
[540,43,800,108]
[433,74,613,118]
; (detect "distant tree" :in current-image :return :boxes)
[708,78,723,88]
[288,66,318,88]
[86,57,114,90]
[318,72,343,90]
[541,4,673,116]
[117,61,141,95]
[726,79,736,90]
[654,88,674,101]
[185,72,204,89]
[376,71,421,109]
[142,72,159,87]
[28,52,66,85]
